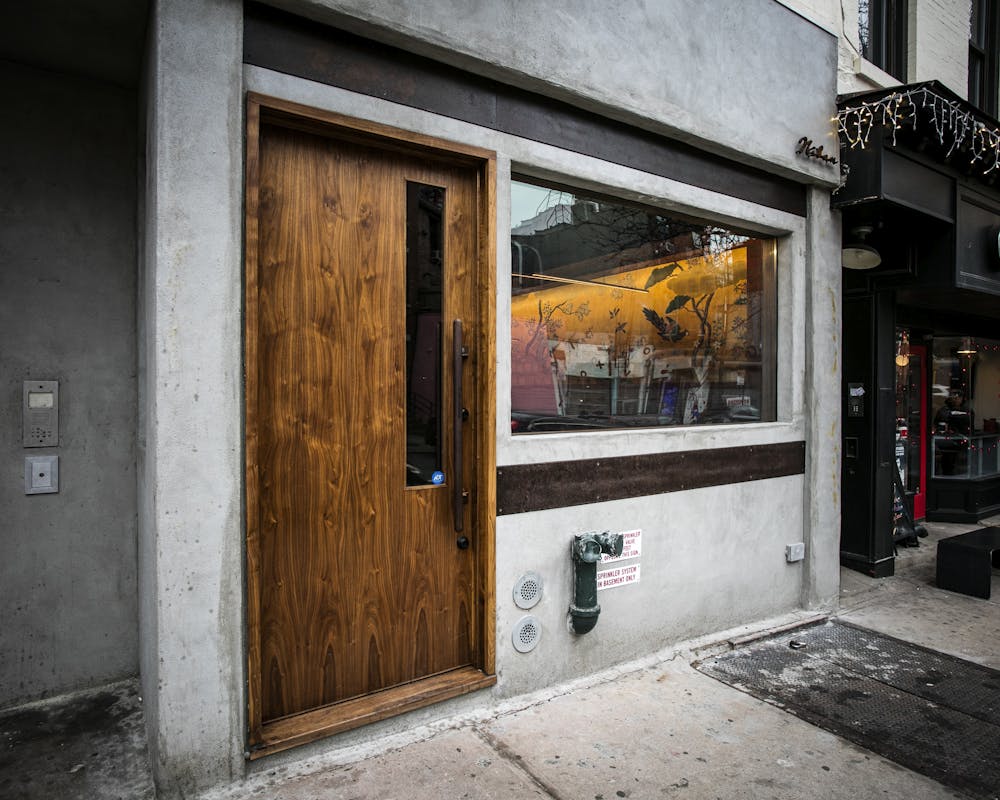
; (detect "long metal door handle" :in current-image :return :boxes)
[452,319,467,532]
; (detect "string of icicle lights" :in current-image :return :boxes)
[837,85,1000,175]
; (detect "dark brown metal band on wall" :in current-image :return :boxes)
[244,3,807,217]
[496,441,806,515]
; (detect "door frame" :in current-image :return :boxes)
[243,93,497,757]
[911,343,928,520]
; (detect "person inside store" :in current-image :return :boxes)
[934,390,972,475]
[935,390,972,435]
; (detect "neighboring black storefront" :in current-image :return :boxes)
[837,81,1000,576]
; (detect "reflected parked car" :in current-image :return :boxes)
[510,412,620,433]
[700,404,760,424]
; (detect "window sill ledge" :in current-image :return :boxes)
[852,56,904,90]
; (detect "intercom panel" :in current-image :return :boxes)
[23,380,59,447]
[847,382,865,418]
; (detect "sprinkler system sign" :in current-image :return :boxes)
[601,529,641,562]
[597,563,640,591]
[598,529,641,590]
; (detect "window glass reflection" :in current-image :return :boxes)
[510,178,777,433]
[406,183,444,483]
[931,336,1000,479]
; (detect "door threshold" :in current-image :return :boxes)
[249,666,496,759]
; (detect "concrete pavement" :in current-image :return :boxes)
[201,518,998,800]
[212,659,967,800]
[3,517,997,799]
[837,519,1000,670]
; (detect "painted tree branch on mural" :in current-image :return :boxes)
[641,230,752,423]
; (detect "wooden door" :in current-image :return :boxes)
[245,98,495,756]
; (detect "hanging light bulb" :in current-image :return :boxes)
[895,330,910,367]
[957,336,978,356]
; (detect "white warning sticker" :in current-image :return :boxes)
[601,529,641,562]
[597,563,641,591]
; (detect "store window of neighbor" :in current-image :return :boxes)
[510,177,778,434]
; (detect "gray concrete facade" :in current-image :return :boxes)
[139,1,245,795]
[802,185,843,610]
[276,0,841,183]
[137,2,841,795]
[0,60,139,708]
[5,520,996,800]
[0,0,844,796]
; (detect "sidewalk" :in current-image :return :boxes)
[3,519,997,800]
[837,517,1000,670]
[202,518,998,800]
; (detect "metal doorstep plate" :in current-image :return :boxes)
[697,621,1000,800]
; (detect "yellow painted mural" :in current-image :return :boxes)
[511,245,755,363]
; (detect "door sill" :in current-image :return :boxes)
[249,666,496,759]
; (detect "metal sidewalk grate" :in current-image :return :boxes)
[697,621,1000,800]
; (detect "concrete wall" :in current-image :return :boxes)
[802,185,843,609]
[0,60,138,707]
[142,1,841,794]
[781,0,907,95]
[139,0,245,795]
[278,0,841,184]
[240,43,836,777]
[777,0,840,31]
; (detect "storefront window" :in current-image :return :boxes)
[894,329,922,493]
[510,178,777,433]
[931,336,1000,478]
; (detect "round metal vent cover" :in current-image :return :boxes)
[513,571,544,609]
[512,615,541,653]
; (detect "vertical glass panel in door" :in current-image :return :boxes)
[406,183,445,486]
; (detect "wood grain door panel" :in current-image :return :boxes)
[247,108,488,741]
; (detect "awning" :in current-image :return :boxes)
[835,81,1000,299]
[838,81,1000,174]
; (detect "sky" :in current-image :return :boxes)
[510,181,575,228]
